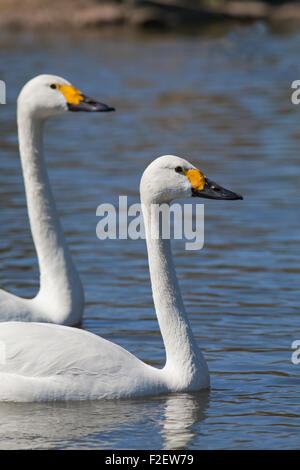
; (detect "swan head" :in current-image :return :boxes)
[17,74,115,119]
[140,155,243,204]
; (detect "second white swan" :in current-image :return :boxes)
[0,74,114,325]
[0,155,242,402]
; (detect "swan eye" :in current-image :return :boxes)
[50,84,57,89]
[175,166,183,174]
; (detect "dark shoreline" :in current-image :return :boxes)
[1,1,300,31]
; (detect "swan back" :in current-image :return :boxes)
[0,322,164,401]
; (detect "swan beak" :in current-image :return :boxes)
[192,177,243,201]
[56,84,115,112]
[68,95,115,112]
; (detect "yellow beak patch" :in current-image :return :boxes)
[56,85,84,105]
[183,169,206,191]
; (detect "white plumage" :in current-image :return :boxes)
[0,155,242,401]
[0,75,113,325]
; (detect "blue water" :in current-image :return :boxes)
[0,23,299,449]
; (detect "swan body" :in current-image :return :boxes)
[0,75,114,325]
[0,155,242,402]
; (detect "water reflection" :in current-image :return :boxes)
[160,392,210,450]
[0,391,209,449]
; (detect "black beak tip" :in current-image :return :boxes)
[192,186,244,201]
[92,103,115,112]
[233,193,243,201]
[67,98,115,113]
[223,191,243,201]
[103,106,115,112]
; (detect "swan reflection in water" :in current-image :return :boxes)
[159,392,210,449]
[0,391,209,449]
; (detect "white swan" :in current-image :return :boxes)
[0,155,242,402]
[0,74,114,325]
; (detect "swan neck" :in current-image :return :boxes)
[17,108,83,324]
[142,200,206,386]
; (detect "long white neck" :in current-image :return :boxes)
[142,200,209,390]
[17,108,84,324]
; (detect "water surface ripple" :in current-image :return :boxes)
[0,24,299,449]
